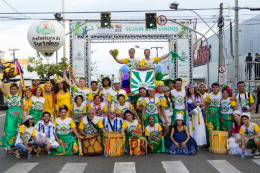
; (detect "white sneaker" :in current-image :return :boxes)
[254,152,260,158]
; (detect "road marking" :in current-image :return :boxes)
[0,113,6,117]
[113,162,136,173]
[252,159,260,165]
[162,161,189,173]
[4,163,38,173]
[59,163,87,173]
[208,160,241,173]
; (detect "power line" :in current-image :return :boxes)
[2,0,31,19]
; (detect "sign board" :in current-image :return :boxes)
[177,39,190,88]
[73,39,85,79]
[219,65,226,73]
[71,22,189,36]
[157,15,167,26]
[219,73,225,85]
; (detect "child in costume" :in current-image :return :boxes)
[165,113,197,156]
[121,110,142,153]
[0,81,24,155]
[145,115,165,153]
[15,115,39,158]
[142,88,161,126]
[103,104,122,132]
[31,87,45,124]
[70,95,86,128]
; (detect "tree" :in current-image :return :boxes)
[27,53,69,81]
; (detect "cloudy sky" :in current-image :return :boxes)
[0,0,259,77]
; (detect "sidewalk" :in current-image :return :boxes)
[251,111,260,119]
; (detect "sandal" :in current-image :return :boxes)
[7,151,12,155]
[15,150,20,158]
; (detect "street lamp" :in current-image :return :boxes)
[54,13,63,22]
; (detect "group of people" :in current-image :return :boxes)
[245,52,260,80]
[0,47,260,159]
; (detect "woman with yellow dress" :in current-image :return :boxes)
[23,88,32,117]
[53,75,72,119]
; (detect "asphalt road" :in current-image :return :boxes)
[0,111,259,173]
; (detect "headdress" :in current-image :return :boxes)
[187,84,196,88]
[110,104,116,111]
[54,75,63,84]
[223,83,232,92]
[176,113,183,120]
[44,81,53,88]
[198,83,207,89]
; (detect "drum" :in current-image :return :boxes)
[81,133,103,156]
[209,131,229,154]
[103,132,124,156]
[129,137,147,156]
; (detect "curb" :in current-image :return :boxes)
[251,117,260,119]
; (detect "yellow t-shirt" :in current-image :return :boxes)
[121,120,141,129]
[78,117,104,130]
[239,123,260,134]
[230,101,236,107]
[19,125,36,136]
[43,93,54,115]
[160,99,167,107]
[24,98,32,112]
[116,103,134,114]
[144,124,163,136]
[53,118,76,129]
[140,57,159,66]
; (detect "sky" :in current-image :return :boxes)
[0,0,260,77]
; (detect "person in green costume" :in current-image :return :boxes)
[142,88,161,126]
[30,87,45,124]
[0,80,24,155]
[145,116,165,153]
[121,110,142,153]
[52,105,82,155]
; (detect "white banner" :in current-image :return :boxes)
[71,22,189,36]
[177,39,190,88]
[72,39,85,79]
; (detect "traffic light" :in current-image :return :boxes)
[145,13,157,29]
[100,12,111,28]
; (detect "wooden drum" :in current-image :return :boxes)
[81,133,103,156]
[129,137,147,156]
[209,131,228,154]
[104,132,125,156]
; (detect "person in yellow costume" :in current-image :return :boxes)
[109,48,141,70]
[29,76,44,96]
[53,75,72,119]
[140,49,172,70]
[23,88,32,117]
[43,82,54,122]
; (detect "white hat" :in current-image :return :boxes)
[241,113,251,120]
[23,115,34,123]
[176,113,183,120]
[112,78,121,84]
[198,83,207,89]
[233,110,241,116]
[31,76,40,80]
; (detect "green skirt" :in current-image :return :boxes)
[30,109,42,124]
[221,114,233,137]
[124,132,132,153]
[0,106,23,147]
[206,107,221,144]
[172,109,186,124]
[148,137,165,153]
[144,112,159,127]
[51,133,79,155]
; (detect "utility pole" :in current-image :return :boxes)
[62,0,66,58]
[235,0,239,87]
[9,48,19,60]
[218,3,224,83]
[230,20,233,58]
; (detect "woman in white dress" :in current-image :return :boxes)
[186,84,207,146]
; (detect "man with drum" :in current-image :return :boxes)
[78,109,106,136]
[103,104,123,132]
[109,48,141,70]
[140,49,172,70]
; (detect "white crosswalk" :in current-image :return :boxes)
[2,159,260,173]
[0,113,6,117]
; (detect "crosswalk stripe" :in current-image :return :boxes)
[252,159,260,165]
[4,163,38,173]
[208,160,241,173]
[0,113,6,117]
[59,163,87,173]
[113,162,136,173]
[162,161,189,173]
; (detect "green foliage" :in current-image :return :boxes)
[27,53,69,80]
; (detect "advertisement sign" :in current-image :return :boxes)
[73,39,85,79]
[71,22,189,36]
[177,39,190,88]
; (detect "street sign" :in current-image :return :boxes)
[219,73,225,80]
[157,15,167,26]
[219,65,226,73]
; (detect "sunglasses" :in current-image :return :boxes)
[119,99,125,101]
[45,87,52,89]
[109,112,116,114]
[26,91,31,94]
